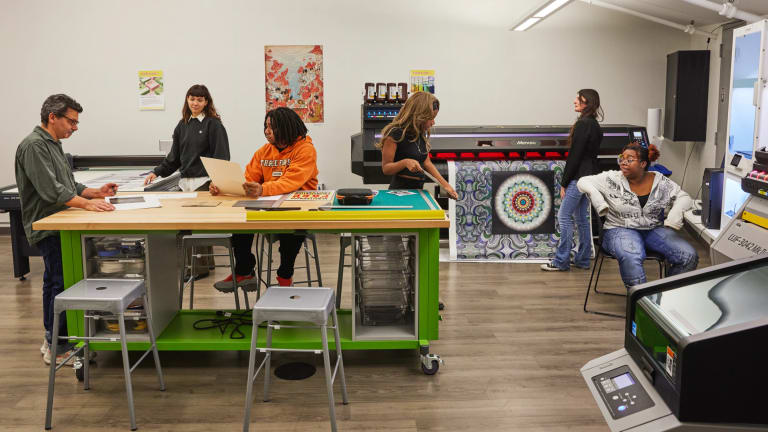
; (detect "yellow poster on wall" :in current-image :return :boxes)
[410,69,435,94]
[138,70,164,110]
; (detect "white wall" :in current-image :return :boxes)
[657,26,722,198]
[1,0,693,193]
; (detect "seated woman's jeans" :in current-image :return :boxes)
[602,226,698,288]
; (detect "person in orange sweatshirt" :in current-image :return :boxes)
[210,107,318,288]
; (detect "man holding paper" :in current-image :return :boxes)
[210,107,318,288]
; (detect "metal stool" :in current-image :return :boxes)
[256,233,323,289]
[180,233,253,310]
[45,279,165,431]
[243,287,348,432]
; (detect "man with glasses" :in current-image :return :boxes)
[15,94,118,366]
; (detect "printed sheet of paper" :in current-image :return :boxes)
[138,70,164,110]
[200,157,246,196]
[286,190,335,201]
[106,195,161,210]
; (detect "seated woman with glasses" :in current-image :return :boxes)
[577,142,698,288]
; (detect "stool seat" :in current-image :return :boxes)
[180,233,247,310]
[182,233,233,248]
[53,279,144,315]
[253,287,334,325]
[46,278,165,431]
[243,286,348,432]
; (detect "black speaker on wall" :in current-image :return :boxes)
[664,50,710,142]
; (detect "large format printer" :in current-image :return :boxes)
[0,155,178,279]
[710,149,768,264]
[350,103,650,185]
[581,254,768,431]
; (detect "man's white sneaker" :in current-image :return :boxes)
[41,338,49,355]
[43,346,78,367]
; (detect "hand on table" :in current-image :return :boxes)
[84,199,115,212]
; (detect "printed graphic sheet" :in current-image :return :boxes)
[448,160,592,262]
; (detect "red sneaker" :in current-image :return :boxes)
[276,276,292,286]
[214,274,255,290]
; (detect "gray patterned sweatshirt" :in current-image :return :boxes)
[577,170,692,230]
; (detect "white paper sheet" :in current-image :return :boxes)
[106,195,162,210]
[154,192,197,200]
[200,157,246,196]
[258,194,285,201]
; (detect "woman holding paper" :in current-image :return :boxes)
[210,107,317,288]
[145,84,230,280]
[377,91,457,199]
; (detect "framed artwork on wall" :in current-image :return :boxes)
[265,45,324,123]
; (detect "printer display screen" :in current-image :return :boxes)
[612,373,635,390]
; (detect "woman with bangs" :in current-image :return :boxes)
[144,84,230,192]
[145,84,230,280]
[377,91,458,199]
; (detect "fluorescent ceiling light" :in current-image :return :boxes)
[510,0,573,31]
[534,0,571,18]
[513,17,541,31]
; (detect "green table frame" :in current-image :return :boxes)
[60,228,440,355]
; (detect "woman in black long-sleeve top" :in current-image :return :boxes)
[541,89,603,271]
[144,84,230,192]
[144,84,230,280]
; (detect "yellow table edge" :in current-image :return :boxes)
[246,209,446,221]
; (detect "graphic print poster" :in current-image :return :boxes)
[448,160,592,262]
[491,171,554,235]
[265,45,324,123]
[138,70,164,110]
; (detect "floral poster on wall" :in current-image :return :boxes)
[265,45,324,123]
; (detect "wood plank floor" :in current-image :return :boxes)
[0,232,711,431]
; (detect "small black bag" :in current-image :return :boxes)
[336,188,374,205]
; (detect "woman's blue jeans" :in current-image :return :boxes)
[602,226,698,287]
[552,180,592,269]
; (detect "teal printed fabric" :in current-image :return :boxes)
[449,160,591,261]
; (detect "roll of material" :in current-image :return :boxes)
[647,108,663,146]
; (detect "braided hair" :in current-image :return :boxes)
[264,107,308,146]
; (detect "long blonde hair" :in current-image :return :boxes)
[377,91,439,151]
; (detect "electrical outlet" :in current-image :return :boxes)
[159,139,172,153]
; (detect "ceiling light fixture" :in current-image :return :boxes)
[512,0,574,31]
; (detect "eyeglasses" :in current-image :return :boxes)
[617,156,637,165]
[59,114,79,126]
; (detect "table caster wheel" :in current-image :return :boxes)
[420,353,443,375]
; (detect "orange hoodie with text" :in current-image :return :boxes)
[244,135,318,196]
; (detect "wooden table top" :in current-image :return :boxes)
[33,192,450,231]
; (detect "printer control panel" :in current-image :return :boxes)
[591,365,654,419]
[630,129,649,148]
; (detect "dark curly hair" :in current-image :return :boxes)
[264,107,308,146]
